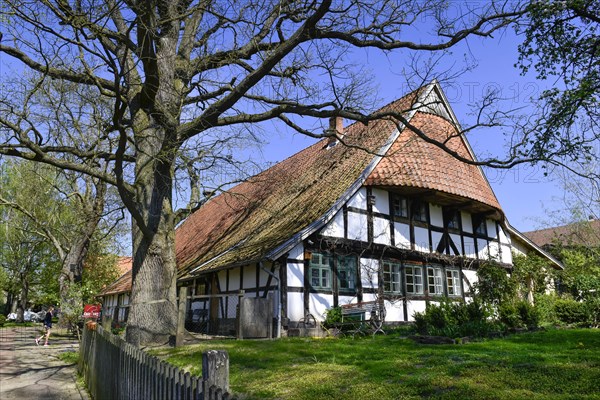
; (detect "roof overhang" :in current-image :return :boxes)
[506,222,564,270]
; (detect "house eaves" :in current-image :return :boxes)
[506,222,564,270]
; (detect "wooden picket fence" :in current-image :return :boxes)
[78,324,237,400]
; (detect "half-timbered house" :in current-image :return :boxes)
[101,81,562,336]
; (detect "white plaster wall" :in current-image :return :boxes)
[487,220,498,239]
[258,265,271,287]
[462,269,478,294]
[488,241,500,262]
[394,222,411,249]
[449,233,462,256]
[321,210,344,238]
[406,300,427,321]
[431,231,443,253]
[361,293,378,303]
[511,239,528,257]
[384,301,404,322]
[338,295,360,306]
[287,262,304,287]
[372,188,390,215]
[287,292,305,321]
[228,270,241,292]
[501,244,513,264]
[347,211,368,242]
[429,204,444,227]
[478,239,489,260]
[288,243,304,261]
[463,236,476,258]
[373,216,391,245]
[348,187,367,209]
[218,270,228,290]
[360,258,379,289]
[499,226,510,244]
[309,293,334,321]
[243,264,257,289]
[414,227,430,252]
[461,211,473,233]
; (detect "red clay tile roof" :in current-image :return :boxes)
[116,256,132,276]
[365,112,501,210]
[99,257,132,296]
[523,219,600,248]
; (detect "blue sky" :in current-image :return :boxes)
[258,31,569,233]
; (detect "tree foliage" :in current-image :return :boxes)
[0,159,122,318]
[516,0,600,177]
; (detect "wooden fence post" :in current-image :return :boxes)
[202,350,229,393]
[176,286,188,347]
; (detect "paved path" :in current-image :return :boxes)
[0,326,89,400]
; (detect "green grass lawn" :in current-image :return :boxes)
[152,329,600,400]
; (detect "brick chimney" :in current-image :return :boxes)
[326,116,344,147]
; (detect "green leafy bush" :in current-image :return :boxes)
[517,300,540,328]
[412,300,496,338]
[555,299,589,325]
[474,262,516,306]
[498,300,540,329]
[323,306,342,327]
[498,302,521,329]
[585,297,600,327]
[534,293,559,325]
[0,314,6,327]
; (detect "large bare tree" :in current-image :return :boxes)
[1,0,528,346]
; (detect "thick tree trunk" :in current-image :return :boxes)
[125,125,178,347]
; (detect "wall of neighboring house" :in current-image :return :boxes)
[102,293,129,323]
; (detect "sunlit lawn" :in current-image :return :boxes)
[151,329,600,400]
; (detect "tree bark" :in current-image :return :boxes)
[125,122,179,346]
[125,173,178,346]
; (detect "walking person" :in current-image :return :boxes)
[36,306,54,346]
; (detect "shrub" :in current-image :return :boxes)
[498,300,540,329]
[412,300,495,338]
[323,306,342,328]
[555,299,589,325]
[474,262,515,305]
[517,301,540,328]
[0,314,6,327]
[498,302,521,329]
[585,297,600,327]
[534,293,559,325]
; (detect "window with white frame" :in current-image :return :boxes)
[337,255,357,292]
[405,264,424,294]
[310,253,332,290]
[383,261,402,294]
[427,266,444,295]
[446,269,462,296]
